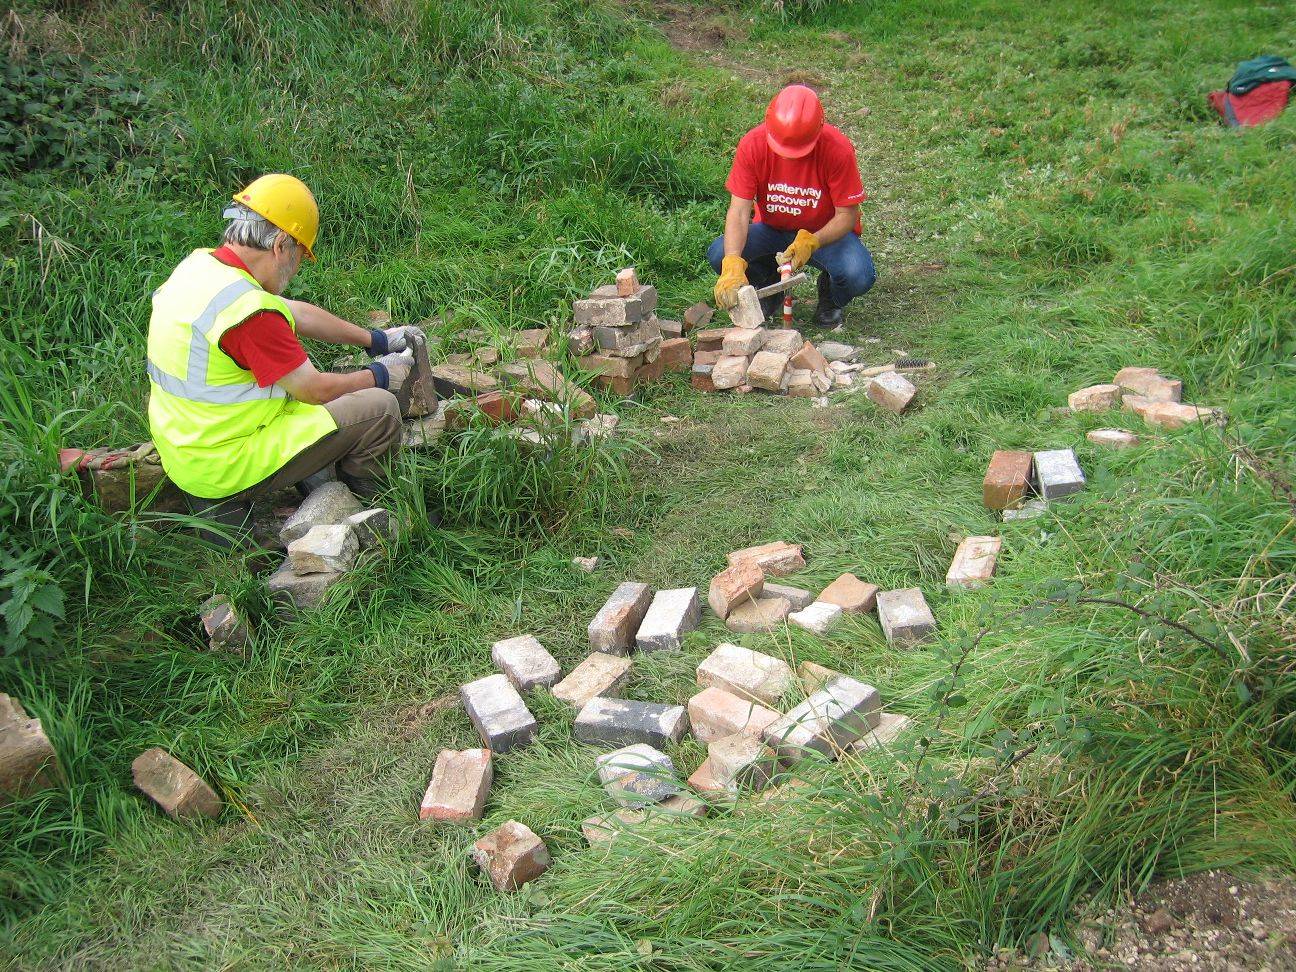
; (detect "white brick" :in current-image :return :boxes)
[945,536,1001,589]
[788,601,842,635]
[491,635,561,692]
[696,644,794,706]
[763,676,881,763]
[551,652,632,708]
[1034,448,1085,500]
[876,588,937,645]
[635,587,701,652]
[287,523,358,575]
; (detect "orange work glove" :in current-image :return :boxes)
[713,255,749,309]
[776,229,820,271]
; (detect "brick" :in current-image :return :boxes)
[711,355,751,390]
[694,328,733,352]
[1141,402,1217,430]
[983,450,1033,510]
[491,635,561,692]
[575,295,647,326]
[581,353,639,379]
[430,362,499,398]
[693,348,723,367]
[746,350,791,392]
[788,601,843,635]
[691,365,718,393]
[697,643,794,705]
[616,267,639,296]
[726,594,791,633]
[785,369,818,397]
[1122,394,1154,417]
[686,757,728,796]
[288,523,358,575]
[763,676,882,763]
[575,697,688,749]
[420,749,492,822]
[728,540,805,577]
[345,508,394,549]
[597,743,681,806]
[470,820,549,892]
[567,326,595,356]
[131,748,221,820]
[1003,498,1048,521]
[790,341,830,373]
[590,284,658,316]
[551,652,632,708]
[460,674,538,753]
[683,302,715,329]
[709,733,779,791]
[403,410,446,449]
[876,588,937,645]
[797,660,842,694]
[268,558,344,614]
[1068,383,1122,412]
[633,354,665,386]
[816,573,878,613]
[1086,428,1141,449]
[656,319,684,339]
[572,556,600,572]
[707,561,765,619]
[593,321,659,355]
[659,337,693,371]
[688,686,781,744]
[199,595,249,652]
[636,587,701,652]
[946,536,1002,589]
[499,361,596,419]
[588,581,653,654]
[867,371,917,413]
[730,285,765,328]
[761,329,804,355]
[761,581,815,611]
[1034,448,1085,500]
[0,695,62,800]
[513,328,550,358]
[723,328,765,356]
[1115,367,1181,403]
[851,712,914,753]
[818,341,857,362]
[811,369,833,394]
[280,481,363,546]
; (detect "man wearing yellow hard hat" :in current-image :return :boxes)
[146,173,413,531]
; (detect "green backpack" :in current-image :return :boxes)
[1228,55,1296,96]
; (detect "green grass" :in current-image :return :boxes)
[2,0,1295,966]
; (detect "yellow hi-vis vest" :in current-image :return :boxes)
[146,249,337,499]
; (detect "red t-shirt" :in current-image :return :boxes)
[211,246,308,387]
[726,123,866,234]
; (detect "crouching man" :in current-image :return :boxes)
[146,173,413,532]
[708,84,877,329]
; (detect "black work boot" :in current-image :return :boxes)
[813,271,844,330]
[183,492,254,549]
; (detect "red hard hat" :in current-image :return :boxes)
[765,85,825,159]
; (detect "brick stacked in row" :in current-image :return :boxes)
[1068,365,1221,432]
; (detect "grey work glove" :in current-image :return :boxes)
[367,349,414,393]
[367,325,418,355]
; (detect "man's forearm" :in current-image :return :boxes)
[286,300,373,348]
[814,208,859,248]
[723,205,752,258]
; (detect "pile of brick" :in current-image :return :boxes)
[567,268,696,396]
[1068,366,1222,431]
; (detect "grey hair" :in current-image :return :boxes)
[220,201,299,253]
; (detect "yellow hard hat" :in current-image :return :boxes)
[231,173,319,259]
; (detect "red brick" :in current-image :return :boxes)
[580,354,640,379]
[817,573,878,613]
[694,329,734,353]
[983,450,1033,510]
[707,560,765,619]
[593,373,633,396]
[691,367,718,393]
[616,268,639,296]
[693,349,722,367]
[634,355,665,386]
[790,341,829,373]
[131,748,221,820]
[470,820,549,891]
[659,337,693,372]
[420,749,492,822]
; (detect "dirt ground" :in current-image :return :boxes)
[986,871,1296,971]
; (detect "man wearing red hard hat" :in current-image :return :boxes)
[708,84,875,329]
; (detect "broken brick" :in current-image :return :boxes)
[691,365,718,393]
[470,820,549,891]
[596,743,680,806]
[707,560,765,619]
[730,286,765,328]
[867,371,917,413]
[616,268,639,296]
[1115,367,1181,403]
[708,733,779,791]
[725,594,792,633]
[1086,428,1141,449]
[722,328,765,356]
[551,652,631,708]
[790,341,830,373]
[746,350,791,392]
[727,540,805,577]
[711,355,751,390]
[1141,402,1218,430]
[131,748,221,820]
[816,573,878,613]
[588,581,653,654]
[763,676,881,763]
[0,695,62,801]
[683,302,715,329]
[946,536,1001,589]
[287,523,358,575]
[1068,383,1122,412]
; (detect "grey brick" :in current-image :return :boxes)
[491,635,561,692]
[460,674,538,753]
[876,588,937,645]
[761,582,815,611]
[280,481,363,546]
[635,587,701,653]
[575,295,647,326]
[596,743,680,807]
[763,676,882,763]
[1034,448,1085,500]
[588,582,653,655]
[574,697,688,749]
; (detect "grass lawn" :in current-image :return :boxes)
[2,0,1294,967]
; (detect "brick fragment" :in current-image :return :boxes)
[1068,383,1122,412]
[636,587,701,652]
[267,558,344,614]
[131,748,221,820]
[659,337,693,372]
[1141,402,1217,430]
[867,371,917,413]
[790,341,830,373]
[597,743,680,806]
[730,286,765,328]
[0,695,62,800]
[551,652,632,708]
[746,350,791,392]
[590,284,658,315]
[430,362,499,398]
[697,643,794,705]
[1122,394,1154,417]
[420,749,492,822]
[572,556,600,572]
[707,560,765,619]
[876,588,937,645]
[785,369,818,397]
[683,302,714,329]
[788,601,843,635]
[693,348,723,367]
[656,319,684,339]
[513,328,550,358]
[288,523,358,575]
[711,355,750,390]
[694,329,733,352]
[280,481,363,546]
[581,353,639,379]
[1034,448,1085,500]
[763,676,882,763]
[616,268,639,296]
[818,341,857,362]
[983,450,1033,510]
[686,757,727,796]
[491,635,561,692]
[723,328,765,356]
[199,595,249,652]
[816,573,878,613]
[1115,367,1181,403]
[688,686,781,744]
[582,792,708,845]
[725,594,792,633]
[460,674,538,753]
[761,581,815,611]
[1086,428,1141,449]
[470,820,549,892]
[946,536,1002,589]
[587,581,653,654]
[727,540,805,577]
[345,508,394,549]
[574,697,688,749]
[851,712,914,753]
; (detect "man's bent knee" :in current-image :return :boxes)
[325,387,401,429]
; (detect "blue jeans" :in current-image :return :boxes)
[707,224,877,308]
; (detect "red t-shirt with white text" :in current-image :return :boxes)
[725,123,866,234]
[211,246,308,387]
